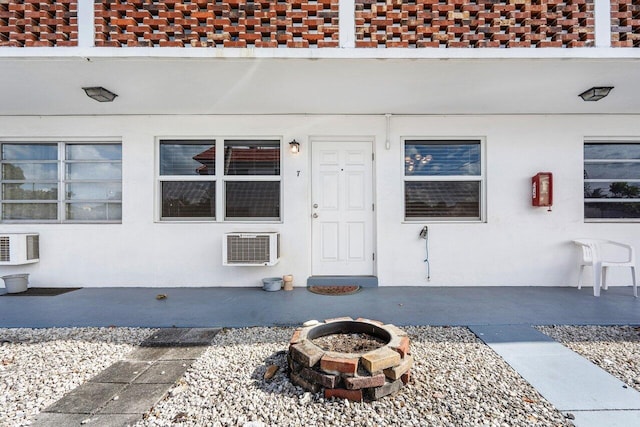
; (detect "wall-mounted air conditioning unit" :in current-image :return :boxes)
[0,233,40,265]
[223,232,280,266]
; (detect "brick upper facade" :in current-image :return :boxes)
[356,0,594,48]
[0,0,638,48]
[95,0,340,47]
[611,0,640,47]
[0,0,78,47]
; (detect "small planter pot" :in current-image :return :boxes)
[2,274,29,294]
[262,277,282,292]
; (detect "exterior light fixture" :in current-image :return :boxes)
[289,139,300,154]
[579,86,613,102]
[82,87,118,102]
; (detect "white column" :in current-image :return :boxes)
[78,0,95,48]
[339,0,356,48]
[594,0,611,48]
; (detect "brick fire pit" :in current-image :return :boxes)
[287,317,412,402]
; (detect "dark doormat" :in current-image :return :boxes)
[1,287,82,297]
[307,285,361,296]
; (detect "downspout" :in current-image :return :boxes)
[385,113,391,150]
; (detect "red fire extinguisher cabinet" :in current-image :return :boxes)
[532,172,553,207]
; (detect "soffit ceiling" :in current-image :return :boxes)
[0,57,638,116]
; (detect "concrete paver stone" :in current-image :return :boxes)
[140,329,189,347]
[33,412,142,427]
[177,327,221,345]
[98,383,169,414]
[32,412,91,427]
[126,347,170,361]
[89,361,151,384]
[159,346,207,360]
[140,327,220,347]
[44,382,126,414]
[133,360,191,384]
[569,410,640,427]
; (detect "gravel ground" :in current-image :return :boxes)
[537,325,640,392]
[0,327,155,426]
[138,326,572,427]
[12,326,634,426]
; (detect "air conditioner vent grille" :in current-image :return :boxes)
[223,232,280,266]
[0,237,9,262]
[227,235,270,264]
[26,235,39,260]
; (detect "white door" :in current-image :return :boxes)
[311,140,374,276]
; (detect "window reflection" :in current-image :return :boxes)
[2,203,57,220]
[66,203,122,221]
[66,183,121,200]
[404,141,480,176]
[160,142,215,176]
[225,181,280,219]
[584,142,640,220]
[583,163,640,180]
[66,163,122,180]
[585,202,640,219]
[0,142,122,222]
[162,182,215,219]
[224,140,280,176]
[405,181,480,218]
[2,163,57,180]
[3,183,57,200]
[403,140,483,221]
[66,144,121,160]
[2,144,56,161]
[158,139,282,221]
[584,144,640,160]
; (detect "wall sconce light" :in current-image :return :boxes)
[289,139,300,154]
[579,86,613,102]
[83,86,118,102]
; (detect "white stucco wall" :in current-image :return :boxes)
[0,114,639,288]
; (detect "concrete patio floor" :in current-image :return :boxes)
[3,285,640,427]
[0,285,638,328]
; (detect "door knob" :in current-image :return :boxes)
[312,213,318,218]
[313,204,318,208]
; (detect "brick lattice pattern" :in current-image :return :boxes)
[94,0,340,47]
[0,0,78,47]
[3,0,636,49]
[355,0,595,48]
[611,0,640,47]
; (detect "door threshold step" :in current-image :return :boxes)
[307,276,378,288]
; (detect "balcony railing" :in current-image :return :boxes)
[0,0,638,48]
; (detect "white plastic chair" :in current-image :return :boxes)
[573,239,638,297]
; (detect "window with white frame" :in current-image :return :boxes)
[160,140,216,220]
[403,139,483,221]
[159,139,281,221]
[0,142,122,222]
[584,141,640,220]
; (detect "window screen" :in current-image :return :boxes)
[404,140,482,221]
